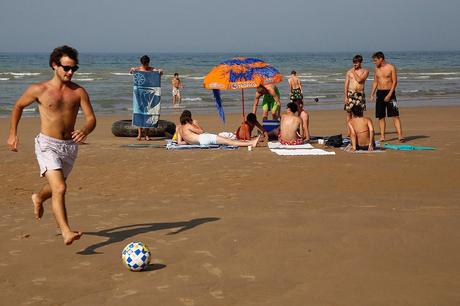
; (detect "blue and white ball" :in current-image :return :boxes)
[121,242,151,271]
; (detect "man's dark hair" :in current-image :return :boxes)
[353,55,363,63]
[256,84,267,94]
[351,104,364,117]
[291,70,297,75]
[180,113,192,125]
[140,55,150,65]
[372,52,385,60]
[246,113,257,123]
[174,72,179,77]
[49,45,79,69]
[181,110,192,118]
[286,102,298,113]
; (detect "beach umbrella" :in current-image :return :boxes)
[203,57,283,123]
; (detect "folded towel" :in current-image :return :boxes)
[383,144,435,151]
[132,71,161,128]
[270,148,335,156]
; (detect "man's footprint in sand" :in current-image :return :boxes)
[179,297,195,306]
[114,289,137,299]
[202,263,222,277]
[210,290,225,299]
[9,250,22,256]
[32,277,47,285]
[111,273,124,281]
[240,274,256,282]
[194,250,215,258]
[156,285,170,291]
[177,274,191,281]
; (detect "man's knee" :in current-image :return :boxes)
[52,182,67,195]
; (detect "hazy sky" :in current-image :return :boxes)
[0,0,459,53]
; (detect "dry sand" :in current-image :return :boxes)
[1,106,459,305]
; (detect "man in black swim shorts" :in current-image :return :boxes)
[370,52,404,142]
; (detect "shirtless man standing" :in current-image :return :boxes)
[129,55,164,140]
[288,70,303,103]
[171,72,182,108]
[344,55,369,136]
[370,51,404,142]
[278,102,304,145]
[7,45,96,245]
[252,84,282,120]
[177,112,260,148]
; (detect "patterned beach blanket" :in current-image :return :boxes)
[165,140,237,150]
[132,71,161,128]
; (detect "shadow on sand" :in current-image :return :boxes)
[77,217,220,255]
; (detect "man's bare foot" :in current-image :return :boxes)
[380,137,385,142]
[62,231,82,245]
[145,135,150,141]
[137,136,142,141]
[31,194,44,220]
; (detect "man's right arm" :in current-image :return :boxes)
[7,85,40,151]
[252,93,261,114]
[370,69,378,101]
[344,71,350,104]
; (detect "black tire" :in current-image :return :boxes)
[111,119,176,138]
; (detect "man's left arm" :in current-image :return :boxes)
[72,88,96,144]
[385,66,398,102]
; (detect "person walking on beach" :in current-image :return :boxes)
[252,84,282,120]
[171,72,182,108]
[370,52,404,142]
[6,45,96,245]
[344,55,369,136]
[129,55,164,140]
[177,111,260,148]
[288,70,303,103]
[278,102,304,145]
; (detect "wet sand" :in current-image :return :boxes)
[1,106,459,305]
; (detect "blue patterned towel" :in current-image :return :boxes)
[132,71,161,127]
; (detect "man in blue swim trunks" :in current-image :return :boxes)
[252,84,282,120]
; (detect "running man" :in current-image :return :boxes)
[252,84,282,120]
[370,52,404,142]
[288,70,303,103]
[344,54,369,136]
[7,45,96,245]
[171,72,182,108]
[129,55,163,140]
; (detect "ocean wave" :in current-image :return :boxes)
[334,78,345,81]
[0,72,41,76]
[444,77,460,80]
[414,76,430,79]
[111,72,131,76]
[300,78,318,82]
[74,78,97,82]
[403,72,460,76]
[402,90,420,93]
[75,72,94,75]
[182,97,203,101]
[183,76,204,80]
[0,78,9,81]
[304,95,327,99]
[23,107,37,112]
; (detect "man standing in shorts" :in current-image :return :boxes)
[171,72,182,108]
[7,45,96,245]
[252,84,282,120]
[370,51,404,142]
[344,55,369,136]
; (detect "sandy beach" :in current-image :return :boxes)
[1,105,460,305]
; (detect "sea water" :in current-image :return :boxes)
[1,51,460,117]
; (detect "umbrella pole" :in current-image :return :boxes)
[241,89,245,120]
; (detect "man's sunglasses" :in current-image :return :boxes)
[58,62,79,72]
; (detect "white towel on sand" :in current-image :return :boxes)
[268,142,314,149]
[270,149,335,156]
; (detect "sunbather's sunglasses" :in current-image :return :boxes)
[58,62,79,72]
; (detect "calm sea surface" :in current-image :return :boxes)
[1,51,460,117]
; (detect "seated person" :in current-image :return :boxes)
[347,104,375,151]
[252,84,282,120]
[235,113,268,141]
[173,110,202,141]
[294,100,310,141]
[278,102,304,145]
[177,112,260,148]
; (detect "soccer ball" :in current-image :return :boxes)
[121,242,151,271]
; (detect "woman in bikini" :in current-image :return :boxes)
[347,104,375,151]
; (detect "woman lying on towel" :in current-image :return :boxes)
[347,104,375,151]
[278,102,305,145]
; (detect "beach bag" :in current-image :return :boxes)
[325,134,343,147]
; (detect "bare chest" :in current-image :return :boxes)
[37,90,80,112]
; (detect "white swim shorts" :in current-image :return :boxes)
[198,133,218,146]
[172,88,181,96]
[34,133,78,178]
